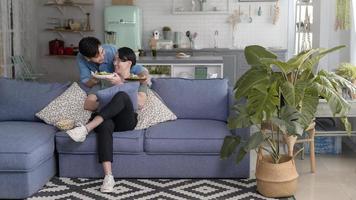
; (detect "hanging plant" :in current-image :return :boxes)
[335,0,351,30]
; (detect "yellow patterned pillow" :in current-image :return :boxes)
[135,89,177,130]
[36,82,92,128]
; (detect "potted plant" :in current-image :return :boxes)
[220,45,355,198]
[162,26,172,40]
[336,62,356,99]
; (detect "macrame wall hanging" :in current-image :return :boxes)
[335,0,351,30]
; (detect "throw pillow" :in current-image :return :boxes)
[135,89,177,130]
[96,82,140,111]
[36,82,92,127]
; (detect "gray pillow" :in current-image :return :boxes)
[96,82,140,111]
[0,78,69,122]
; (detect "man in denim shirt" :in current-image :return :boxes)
[77,37,146,89]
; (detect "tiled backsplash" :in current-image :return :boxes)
[134,0,288,49]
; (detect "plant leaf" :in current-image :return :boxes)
[247,83,279,123]
[298,84,320,128]
[315,82,350,116]
[228,105,252,129]
[234,66,271,98]
[244,132,265,151]
[280,81,295,106]
[220,136,241,159]
[340,117,352,134]
[271,105,304,136]
[244,45,277,67]
[235,149,247,164]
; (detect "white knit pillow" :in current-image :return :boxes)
[36,82,92,127]
[135,89,177,130]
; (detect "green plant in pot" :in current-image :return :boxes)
[162,26,172,40]
[336,62,356,99]
[220,45,356,198]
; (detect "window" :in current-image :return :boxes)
[0,0,37,78]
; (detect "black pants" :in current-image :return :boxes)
[94,92,138,163]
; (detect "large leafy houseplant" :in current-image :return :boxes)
[220,45,356,164]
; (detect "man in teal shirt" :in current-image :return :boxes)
[77,37,146,89]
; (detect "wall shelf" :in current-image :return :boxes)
[172,11,229,15]
[172,0,229,15]
[44,2,93,14]
[46,55,77,58]
[45,28,94,38]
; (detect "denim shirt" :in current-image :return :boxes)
[76,44,145,84]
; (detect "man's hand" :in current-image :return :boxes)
[85,76,100,88]
[107,73,124,85]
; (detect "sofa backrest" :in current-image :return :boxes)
[0,78,70,122]
[151,78,229,121]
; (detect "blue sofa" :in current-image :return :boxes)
[0,78,249,199]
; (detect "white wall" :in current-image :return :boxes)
[314,0,351,71]
[36,0,289,82]
[135,0,288,49]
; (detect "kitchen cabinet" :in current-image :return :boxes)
[137,56,223,79]
[143,48,288,85]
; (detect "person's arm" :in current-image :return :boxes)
[84,94,99,111]
[77,55,99,88]
[137,84,148,110]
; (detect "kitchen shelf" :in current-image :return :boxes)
[172,11,229,15]
[45,28,94,38]
[46,55,77,58]
[172,0,229,15]
[44,2,93,14]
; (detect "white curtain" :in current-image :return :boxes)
[0,0,38,78]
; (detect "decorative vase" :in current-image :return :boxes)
[163,30,172,40]
[255,153,299,198]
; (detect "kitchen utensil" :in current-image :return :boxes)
[213,30,218,48]
[49,39,64,55]
[258,6,262,16]
[248,5,253,23]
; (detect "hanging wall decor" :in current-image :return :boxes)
[272,0,280,25]
[227,7,241,48]
[335,0,351,30]
[301,6,312,51]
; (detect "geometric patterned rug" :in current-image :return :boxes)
[27,177,295,200]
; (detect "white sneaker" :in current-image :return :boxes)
[66,123,88,142]
[100,174,115,193]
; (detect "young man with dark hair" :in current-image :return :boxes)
[77,37,147,89]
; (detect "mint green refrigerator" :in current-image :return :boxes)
[104,6,142,51]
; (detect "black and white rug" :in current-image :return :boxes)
[27,177,295,200]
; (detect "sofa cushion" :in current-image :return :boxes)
[56,129,144,154]
[0,78,69,122]
[36,82,92,127]
[0,122,57,171]
[145,119,231,154]
[151,78,228,121]
[135,89,177,130]
[96,82,139,111]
